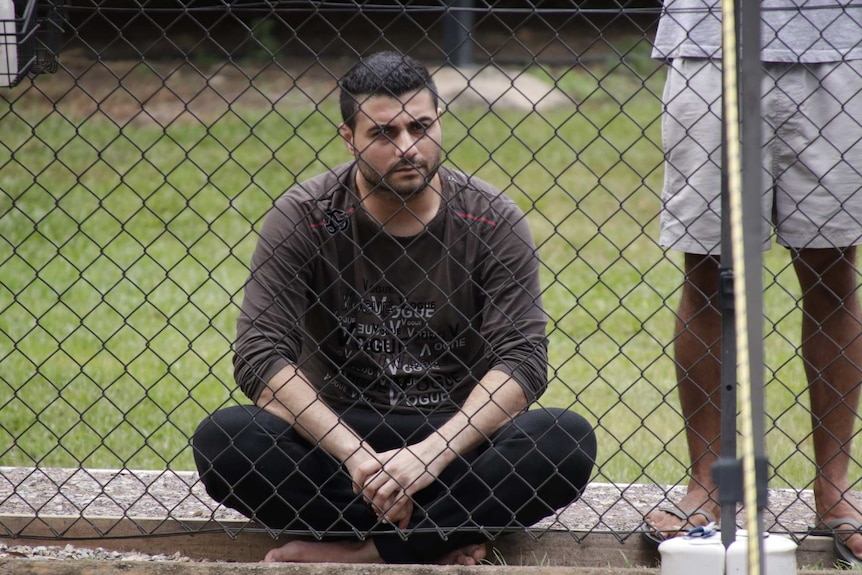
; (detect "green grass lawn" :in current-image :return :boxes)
[0,54,845,492]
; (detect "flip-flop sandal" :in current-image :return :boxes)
[808,518,862,569]
[641,505,718,547]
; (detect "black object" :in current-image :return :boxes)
[809,519,862,568]
[2,0,66,86]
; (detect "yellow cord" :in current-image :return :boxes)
[720,0,762,573]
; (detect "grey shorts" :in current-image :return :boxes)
[660,58,862,254]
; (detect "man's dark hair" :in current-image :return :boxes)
[339,51,439,130]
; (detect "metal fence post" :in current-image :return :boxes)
[442,0,474,67]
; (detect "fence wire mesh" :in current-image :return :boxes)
[1,0,861,563]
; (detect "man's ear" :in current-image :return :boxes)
[339,123,356,155]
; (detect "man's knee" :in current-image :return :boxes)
[517,408,597,475]
[193,408,238,498]
[551,408,597,477]
[193,406,253,459]
[192,405,269,501]
[522,406,595,441]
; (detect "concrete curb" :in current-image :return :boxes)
[3,561,656,574]
[0,559,850,575]
[0,469,845,570]
[0,527,838,570]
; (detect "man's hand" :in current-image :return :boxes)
[353,443,450,528]
[343,446,411,527]
[344,445,381,492]
[347,371,527,528]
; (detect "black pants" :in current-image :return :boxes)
[192,404,596,564]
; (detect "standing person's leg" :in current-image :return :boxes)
[793,247,862,561]
[644,55,737,539]
[770,58,862,565]
[645,253,723,538]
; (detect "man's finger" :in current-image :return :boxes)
[396,499,414,529]
[379,487,410,522]
[373,478,404,508]
[351,461,381,496]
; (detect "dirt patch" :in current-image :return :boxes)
[2,49,576,129]
[2,50,343,127]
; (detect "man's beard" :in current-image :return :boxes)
[356,156,441,199]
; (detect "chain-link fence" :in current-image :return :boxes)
[2,0,861,565]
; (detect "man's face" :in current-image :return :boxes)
[341,89,443,199]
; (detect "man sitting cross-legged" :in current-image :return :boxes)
[192,50,597,565]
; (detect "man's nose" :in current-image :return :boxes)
[393,132,419,158]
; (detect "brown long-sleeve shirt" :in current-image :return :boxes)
[233,163,548,414]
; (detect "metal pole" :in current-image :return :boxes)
[739,0,767,569]
[714,0,740,549]
[442,0,474,67]
[714,1,767,570]
[717,132,739,548]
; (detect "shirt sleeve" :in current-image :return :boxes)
[479,198,549,403]
[232,194,316,402]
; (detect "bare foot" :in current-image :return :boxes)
[263,539,382,563]
[437,543,487,566]
[644,487,720,541]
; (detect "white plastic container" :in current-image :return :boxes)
[726,530,797,575]
[659,532,726,575]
